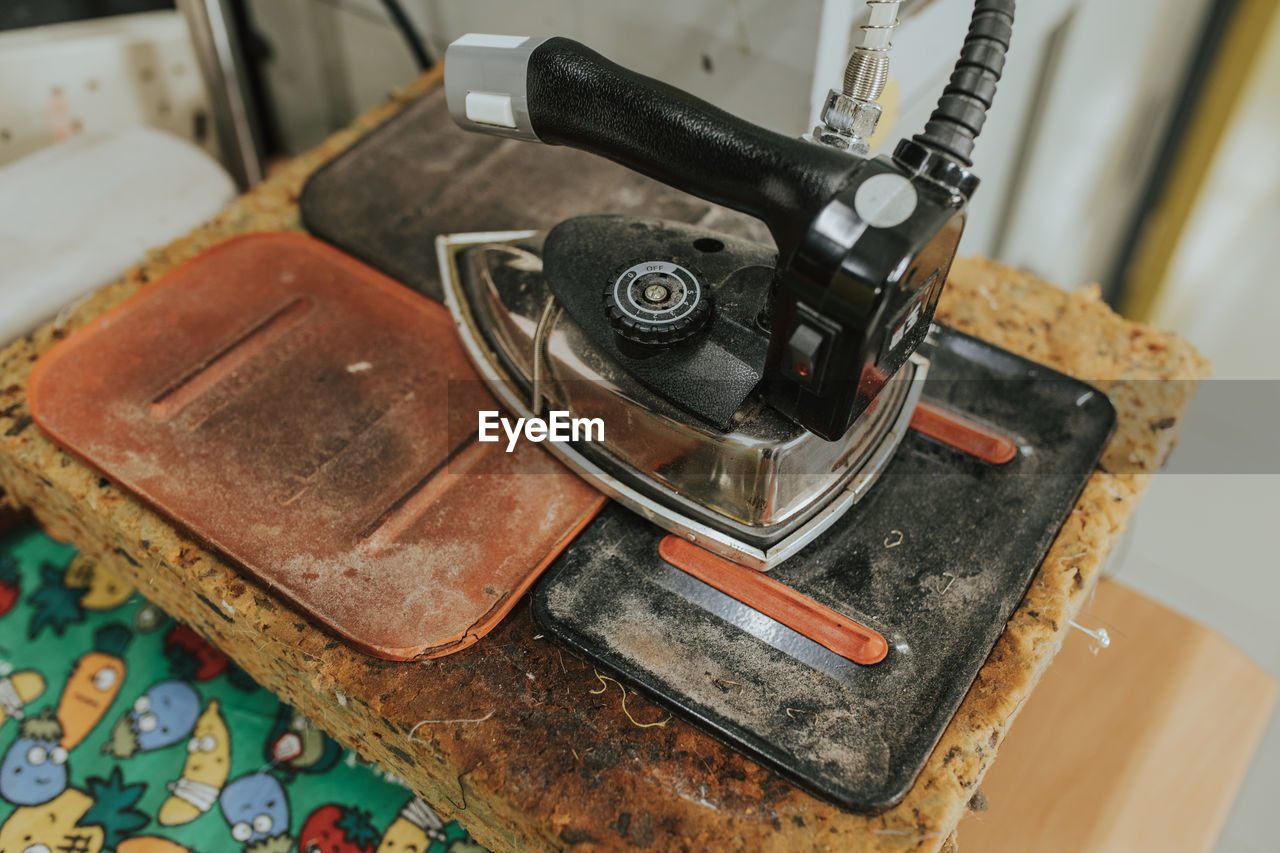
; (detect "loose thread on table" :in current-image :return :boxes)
[590,670,671,729]
[407,710,496,741]
[444,772,469,812]
[712,677,744,695]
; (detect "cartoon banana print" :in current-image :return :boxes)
[0,669,45,727]
[158,700,231,826]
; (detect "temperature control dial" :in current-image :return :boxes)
[605,260,711,348]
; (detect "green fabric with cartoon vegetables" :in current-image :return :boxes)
[0,524,483,853]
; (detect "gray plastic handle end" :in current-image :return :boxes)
[444,34,549,141]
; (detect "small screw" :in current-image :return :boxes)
[644,284,670,303]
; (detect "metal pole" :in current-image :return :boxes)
[177,0,265,189]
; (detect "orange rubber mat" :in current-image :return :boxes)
[29,233,603,660]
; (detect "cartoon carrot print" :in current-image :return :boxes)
[56,622,132,749]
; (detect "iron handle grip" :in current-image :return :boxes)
[445,34,859,255]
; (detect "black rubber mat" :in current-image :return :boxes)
[534,325,1115,813]
[300,89,767,302]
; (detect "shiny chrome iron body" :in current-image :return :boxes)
[438,229,927,570]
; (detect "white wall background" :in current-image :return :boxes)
[0,11,217,167]
[244,0,1207,285]
[1120,11,1280,852]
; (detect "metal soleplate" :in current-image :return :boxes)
[29,233,603,660]
[533,325,1116,812]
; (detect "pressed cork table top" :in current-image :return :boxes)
[0,68,1209,852]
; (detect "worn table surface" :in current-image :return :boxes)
[0,69,1208,852]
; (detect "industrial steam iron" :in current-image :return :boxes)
[433,2,1114,812]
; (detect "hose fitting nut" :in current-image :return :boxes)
[813,89,882,156]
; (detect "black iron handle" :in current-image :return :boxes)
[445,35,859,257]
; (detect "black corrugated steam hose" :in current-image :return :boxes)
[912,0,1016,167]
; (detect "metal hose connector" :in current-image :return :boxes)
[842,0,900,101]
[813,0,901,156]
[843,51,890,101]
